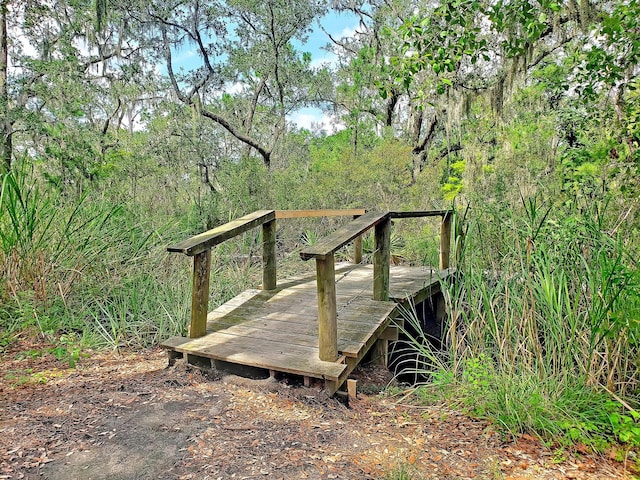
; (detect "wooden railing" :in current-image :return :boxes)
[167,208,454,358]
[300,210,454,361]
[167,209,366,339]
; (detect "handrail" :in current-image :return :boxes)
[167,208,455,348]
[299,211,388,260]
[388,209,451,218]
[275,209,366,219]
[168,210,276,256]
[299,209,454,362]
[168,208,370,339]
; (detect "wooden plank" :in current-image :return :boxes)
[161,336,192,349]
[219,292,394,313]
[300,211,389,260]
[440,212,452,270]
[388,210,451,218]
[168,210,275,256]
[262,219,277,290]
[207,308,396,338]
[316,255,338,361]
[170,333,346,381]
[190,250,211,338]
[275,209,366,219]
[373,218,391,302]
[208,301,396,330]
[202,319,367,357]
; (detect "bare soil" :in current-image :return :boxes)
[0,340,633,480]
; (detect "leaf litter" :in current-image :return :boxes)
[0,341,632,479]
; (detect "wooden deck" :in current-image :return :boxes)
[162,263,452,394]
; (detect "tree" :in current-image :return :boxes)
[1,0,11,172]
[6,0,156,189]
[132,0,328,169]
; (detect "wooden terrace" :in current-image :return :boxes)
[161,209,457,394]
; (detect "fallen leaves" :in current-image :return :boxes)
[0,347,634,480]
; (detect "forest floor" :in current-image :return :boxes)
[0,337,634,480]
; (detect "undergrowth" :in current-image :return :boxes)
[391,196,640,453]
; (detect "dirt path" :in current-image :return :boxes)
[0,344,631,480]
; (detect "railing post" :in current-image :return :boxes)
[373,217,390,301]
[316,254,338,361]
[439,212,452,270]
[353,215,363,264]
[262,219,277,290]
[190,249,211,338]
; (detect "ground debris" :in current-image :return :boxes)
[0,344,632,479]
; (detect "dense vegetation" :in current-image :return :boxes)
[1,0,638,462]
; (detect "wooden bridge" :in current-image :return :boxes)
[161,209,456,395]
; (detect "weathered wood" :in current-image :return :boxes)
[371,339,388,366]
[439,212,452,270]
[388,209,452,218]
[162,263,456,394]
[190,249,211,338]
[347,379,357,401]
[379,325,399,341]
[262,219,277,290]
[316,255,338,361]
[168,210,275,256]
[353,215,363,264]
[373,217,391,302]
[275,209,366,219]
[163,334,346,381]
[300,211,388,261]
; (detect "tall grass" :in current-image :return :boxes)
[395,196,640,446]
[0,165,195,349]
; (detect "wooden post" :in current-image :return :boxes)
[353,215,363,264]
[262,219,277,290]
[371,339,389,366]
[316,254,338,361]
[439,212,452,270]
[190,249,211,338]
[373,217,390,301]
[347,379,357,401]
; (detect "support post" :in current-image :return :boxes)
[439,212,452,270]
[353,215,363,264]
[190,249,211,338]
[316,254,338,361]
[371,339,389,367]
[373,217,390,301]
[262,219,277,290]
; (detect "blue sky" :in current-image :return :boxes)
[288,10,361,133]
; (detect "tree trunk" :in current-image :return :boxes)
[0,0,11,172]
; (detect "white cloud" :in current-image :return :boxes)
[288,108,345,135]
[310,52,338,70]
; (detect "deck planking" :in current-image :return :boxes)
[162,263,452,392]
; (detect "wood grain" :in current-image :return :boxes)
[168,210,275,256]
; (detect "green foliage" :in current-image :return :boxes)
[394,197,640,448]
